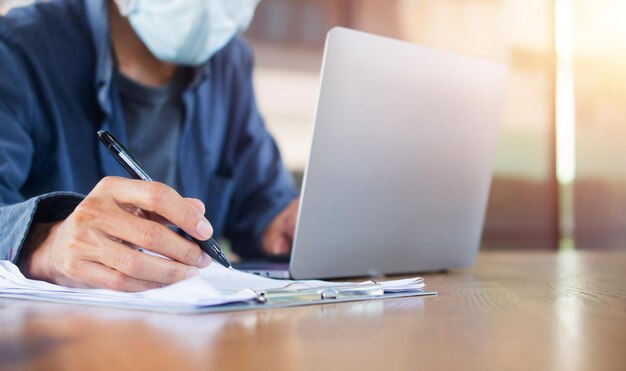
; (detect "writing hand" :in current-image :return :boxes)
[17,176,213,291]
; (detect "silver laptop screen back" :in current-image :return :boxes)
[290,28,508,279]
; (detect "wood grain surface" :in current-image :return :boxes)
[1,250,625,371]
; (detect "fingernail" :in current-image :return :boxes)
[185,267,199,280]
[196,219,213,240]
[197,252,212,268]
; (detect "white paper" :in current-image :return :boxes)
[197,263,343,294]
[0,261,257,312]
[0,260,429,313]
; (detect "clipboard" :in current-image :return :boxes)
[190,281,437,314]
[0,260,437,314]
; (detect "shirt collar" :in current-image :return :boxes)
[85,0,113,117]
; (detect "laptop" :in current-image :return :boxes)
[235,27,508,279]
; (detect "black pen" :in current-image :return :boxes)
[97,130,233,270]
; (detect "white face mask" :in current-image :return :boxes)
[114,0,261,66]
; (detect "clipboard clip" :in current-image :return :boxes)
[254,283,385,304]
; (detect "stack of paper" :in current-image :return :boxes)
[0,260,433,313]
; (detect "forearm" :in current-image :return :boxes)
[0,192,84,263]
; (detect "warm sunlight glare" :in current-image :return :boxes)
[555,0,575,185]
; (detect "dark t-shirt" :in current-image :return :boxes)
[115,68,191,188]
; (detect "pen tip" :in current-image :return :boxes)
[229,266,235,271]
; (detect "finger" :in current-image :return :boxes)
[142,198,205,226]
[186,198,206,214]
[99,177,213,240]
[93,238,200,284]
[97,208,211,268]
[285,200,299,237]
[284,217,296,240]
[272,238,289,255]
[263,227,290,255]
[75,261,161,292]
[142,211,174,227]
[119,204,174,227]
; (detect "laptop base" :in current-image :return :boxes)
[233,262,291,279]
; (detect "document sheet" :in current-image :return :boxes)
[0,260,429,313]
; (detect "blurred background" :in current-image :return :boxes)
[1,0,625,251]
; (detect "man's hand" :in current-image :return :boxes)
[17,176,213,292]
[262,198,299,255]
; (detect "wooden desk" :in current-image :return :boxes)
[1,251,625,371]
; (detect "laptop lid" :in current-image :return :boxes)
[288,27,508,279]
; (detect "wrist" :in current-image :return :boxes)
[17,221,59,280]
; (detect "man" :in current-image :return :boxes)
[0,0,299,291]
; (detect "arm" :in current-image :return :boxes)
[222,40,299,258]
[0,42,211,291]
[0,54,85,263]
[0,39,78,264]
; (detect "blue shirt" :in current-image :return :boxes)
[0,0,297,262]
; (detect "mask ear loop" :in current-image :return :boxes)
[113,0,135,17]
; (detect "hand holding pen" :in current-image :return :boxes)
[18,174,214,292]
[97,130,233,270]
[18,130,232,292]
